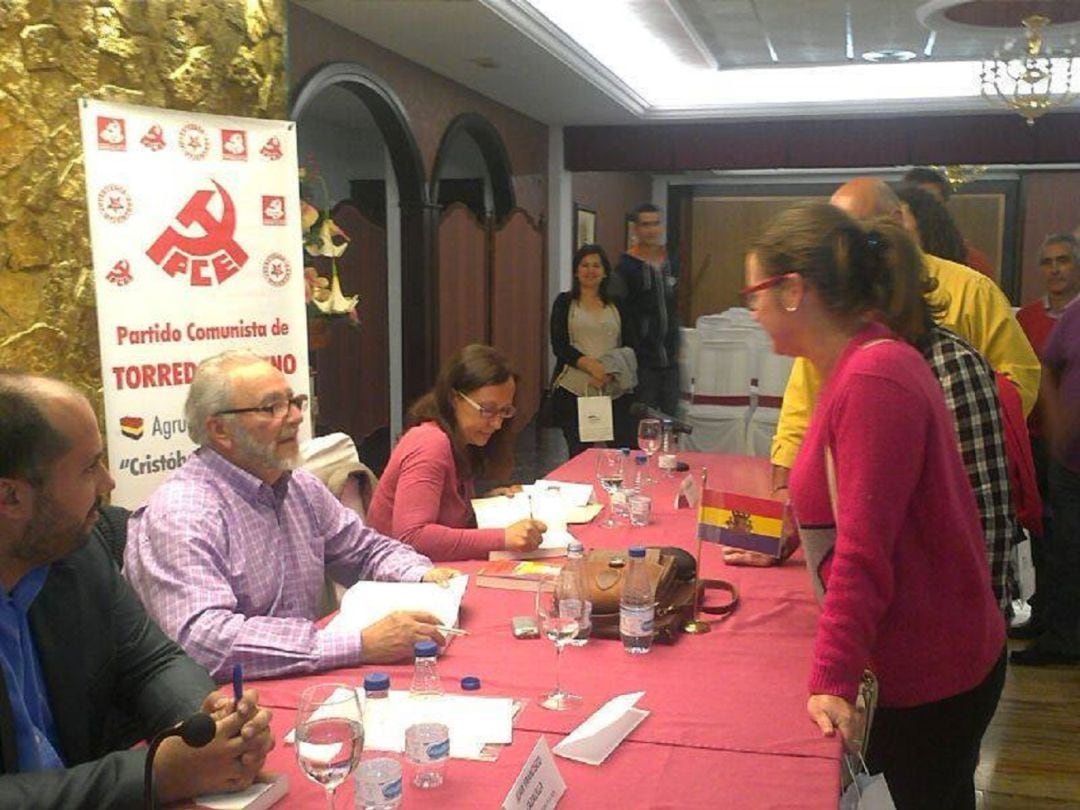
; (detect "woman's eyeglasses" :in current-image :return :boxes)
[215,394,309,419]
[740,273,797,310]
[456,390,516,421]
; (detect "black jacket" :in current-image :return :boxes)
[0,535,214,809]
[611,251,680,369]
[548,291,636,385]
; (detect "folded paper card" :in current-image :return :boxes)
[552,691,649,766]
[191,774,288,810]
[325,576,468,634]
[698,490,785,557]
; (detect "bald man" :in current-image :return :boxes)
[771,177,1040,491]
[0,373,273,807]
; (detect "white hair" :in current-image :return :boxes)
[184,349,270,445]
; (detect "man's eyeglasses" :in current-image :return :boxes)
[215,394,309,419]
[456,390,516,421]
[740,273,797,310]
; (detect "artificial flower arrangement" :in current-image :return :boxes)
[301,167,360,327]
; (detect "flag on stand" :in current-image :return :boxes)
[698,490,785,556]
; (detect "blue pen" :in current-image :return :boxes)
[232,663,244,706]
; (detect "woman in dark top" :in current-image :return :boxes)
[549,244,637,457]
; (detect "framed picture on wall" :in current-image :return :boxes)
[625,214,637,250]
[573,203,596,249]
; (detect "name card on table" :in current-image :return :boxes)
[675,473,701,509]
[502,736,566,810]
[553,692,649,766]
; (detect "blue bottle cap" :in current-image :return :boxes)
[635,454,647,465]
[620,447,630,455]
[364,672,390,692]
[629,545,646,558]
[414,640,439,658]
[460,676,481,691]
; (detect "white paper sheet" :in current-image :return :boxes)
[325,576,468,634]
[474,492,576,560]
[553,691,649,766]
[363,691,515,760]
[526,480,595,508]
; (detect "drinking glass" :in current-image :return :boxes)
[637,418,662,485]
[295,683,364,810]
[535,577,584,710]
[594,448,626,529]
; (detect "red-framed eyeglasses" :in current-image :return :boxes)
[740,273,797,310]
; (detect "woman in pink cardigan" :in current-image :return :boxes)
[746,203,1005,810]
[367,344,545,561]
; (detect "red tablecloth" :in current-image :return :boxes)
[257,452,841,808]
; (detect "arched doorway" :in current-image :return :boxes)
[291,62,436,469]
[431,114,545,424]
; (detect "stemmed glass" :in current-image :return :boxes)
[595,448,626,529]
[536,577,584,711]
[637,418,662,486]
[295,683,364,809]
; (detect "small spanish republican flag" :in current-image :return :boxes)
[698,490,784,556]
[119,415,144,440]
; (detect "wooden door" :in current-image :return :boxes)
[492,209,545,426]
[437,203,489,364]
[311,202,389,449]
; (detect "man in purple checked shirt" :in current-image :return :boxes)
[124,350,460,681]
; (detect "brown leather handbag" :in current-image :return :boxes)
[584,546,739,643]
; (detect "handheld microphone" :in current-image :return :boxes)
[628,401,693,435]
[144,713,216,809]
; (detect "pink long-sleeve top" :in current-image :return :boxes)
[790,322,1005,708]
[366,422,505,561]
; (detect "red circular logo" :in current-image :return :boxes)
[262,252,291,287]
[98,184,133,224]
[179,123,210,160]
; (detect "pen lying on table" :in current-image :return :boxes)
[438,626,469,637]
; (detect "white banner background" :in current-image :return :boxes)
[80,99,310,507]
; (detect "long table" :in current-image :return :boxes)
[255,451,841,808]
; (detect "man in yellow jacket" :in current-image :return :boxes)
[770,177,1041,493]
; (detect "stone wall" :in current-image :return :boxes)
[0,0,287,404]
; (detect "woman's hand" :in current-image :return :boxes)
[422,567,463,587]
[722,547,778,567]
[807,694,864,752]
[504,519,546,551]
[577,357,607,387]
[485,485,523,497]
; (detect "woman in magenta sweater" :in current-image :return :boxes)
[747,203,1005,810]
[366,344,545,561]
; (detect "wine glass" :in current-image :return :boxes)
[295,683,364,809]
[637,418,662,486]
[535,577,584,710]
[594,448,626,529]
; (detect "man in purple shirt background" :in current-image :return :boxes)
[124,350,459,681]
[1011,304,1080,666]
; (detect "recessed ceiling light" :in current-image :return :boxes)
[862,49,919,63]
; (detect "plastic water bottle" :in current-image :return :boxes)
[406,640,449,788]
[620,545,655,654]
[363,672,390,700]
[409,640,443,697]
[561,540,592,646]
[658,418,677,476]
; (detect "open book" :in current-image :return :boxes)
[473,487,598,560]
[324,575,468,633]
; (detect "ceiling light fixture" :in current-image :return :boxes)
[931,164,987,191]
[980,15,1078,126]
[862,49,918,63]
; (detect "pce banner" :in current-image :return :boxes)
[79,99,311,507]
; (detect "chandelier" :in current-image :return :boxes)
[931,165,987,191]
[980,15,1078,126]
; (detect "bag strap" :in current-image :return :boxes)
[697,578,739,615]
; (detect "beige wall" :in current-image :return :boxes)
[0,0,288,403]
[287,3,548,221]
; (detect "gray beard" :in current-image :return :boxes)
[231,422,298,473]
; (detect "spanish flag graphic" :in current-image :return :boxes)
[119,416,144,440]
[698,490,784,556]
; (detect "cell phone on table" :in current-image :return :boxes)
[511,615,539,639]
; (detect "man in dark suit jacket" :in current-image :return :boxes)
[0,373,274,807]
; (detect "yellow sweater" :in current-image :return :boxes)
[771,253,1041,469]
